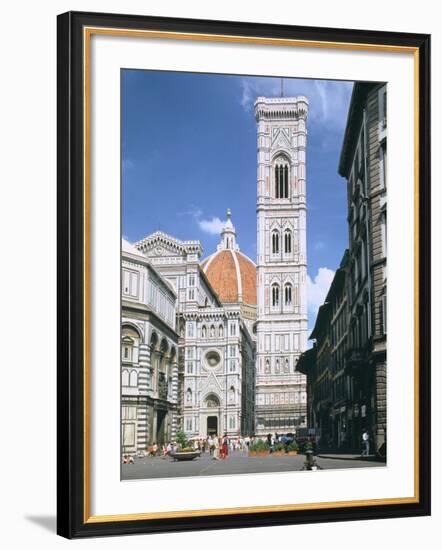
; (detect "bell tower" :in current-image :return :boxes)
[254,95,309,436]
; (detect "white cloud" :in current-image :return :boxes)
[180,205,226,236]
[238,76,353,132]
[198,217,225,235]
[307,267,335,318]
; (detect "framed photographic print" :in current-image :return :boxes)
[57,11,431,538]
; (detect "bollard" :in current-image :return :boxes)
[303,449,319,471]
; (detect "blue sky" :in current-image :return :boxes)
[122,70,353,331]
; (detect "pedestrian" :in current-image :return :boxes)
[213,435,220,460]
[361,429,370,456]
[222,435,229,459]
[219,435,225,459]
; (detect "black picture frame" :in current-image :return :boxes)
[57,10,431,539]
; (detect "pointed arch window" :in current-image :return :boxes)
[272,231,280,254]
[218,324,224,338]
[272,284,280,307]
[202,325,207,338]
[285,283,292,306]
[274,159,289,198]
[284,230,292,254]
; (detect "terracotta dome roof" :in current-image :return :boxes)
[201,249,256,306]
[201,209,256,306]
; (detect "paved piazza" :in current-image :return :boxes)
[121,450,384,480]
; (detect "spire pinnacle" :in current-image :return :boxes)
[217,208,239,251]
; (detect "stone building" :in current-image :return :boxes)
[338,81,387,454]
[254,96,309,436]
[134,212,256,440]
[298,82,387,455]
[297,251,351,449]
[121,239,179,454]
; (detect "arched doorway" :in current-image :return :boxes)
[204,393,221,436]
[207,416,218,436]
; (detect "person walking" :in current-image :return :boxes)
[213,435,220,460]
[361,429,370,456]
[222,435,229,459]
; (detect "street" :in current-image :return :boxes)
[121,449,385,480]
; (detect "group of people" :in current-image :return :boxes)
[193,435,252,457]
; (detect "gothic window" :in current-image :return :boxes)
[210,325,215,338]
[186,388,192,405]
[274,159,289,198]
[201,325,207,338]
[284,283,292,306]
[271,284,280,307]
[284,230,292,253]
[218,324,224,338]
[272,231,280,254]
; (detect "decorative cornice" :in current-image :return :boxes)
[255,96,308,122]
[135,230,203,258]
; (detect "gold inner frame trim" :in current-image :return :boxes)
[83,26,420,524]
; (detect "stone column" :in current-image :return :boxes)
[136,342,150,451]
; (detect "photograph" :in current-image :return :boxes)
[119,70,388,481]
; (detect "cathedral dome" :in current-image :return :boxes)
[201,210,257,306]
